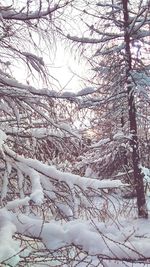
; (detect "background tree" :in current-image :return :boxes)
[66,0,150,218]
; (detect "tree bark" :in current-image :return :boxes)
[122,0,148,218]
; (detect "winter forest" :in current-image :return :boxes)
[1,0,150,266]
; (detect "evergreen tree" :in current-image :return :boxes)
[66,0,150,218]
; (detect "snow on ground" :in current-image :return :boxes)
[1,194,150,266]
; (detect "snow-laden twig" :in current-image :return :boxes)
[4,145,128,191]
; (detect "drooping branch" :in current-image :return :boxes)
[0,3,66,21]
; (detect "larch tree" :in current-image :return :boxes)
[66,0,150,218]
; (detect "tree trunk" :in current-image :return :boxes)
[122,0,148,218]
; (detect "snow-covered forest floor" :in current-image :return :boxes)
[22,193,150,267]
[2,183,150,267]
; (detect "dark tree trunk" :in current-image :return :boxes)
[122,0,148,218]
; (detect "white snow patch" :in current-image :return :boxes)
[0,209,20,266]
[91,138,110,148]
[6,196,30,210]
[77,87,95,96]
[113,131,124,140]
[0,129,7,148]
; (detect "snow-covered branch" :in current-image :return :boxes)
[4,145,127,191]
[0,3,65,21]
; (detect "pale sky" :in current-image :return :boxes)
[47,44,88,92]
[13,44,88,92]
